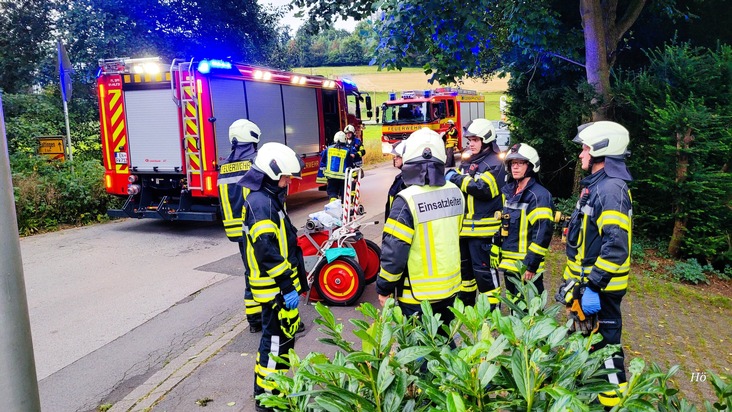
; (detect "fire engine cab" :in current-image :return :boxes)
[380,87,485,154]
[97,57,371,221]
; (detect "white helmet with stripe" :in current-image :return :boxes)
[573,121,629,158]
[254,142,304,180]
[402,127,446,164]
[229,119,261,144]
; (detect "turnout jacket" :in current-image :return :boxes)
[384,172,405,218]
[444,127,458,148]
[242,180,303,303]
[377,182,464,304]
[318,142,351,180]
[448,147,507,237]
[347,137,366,166]
[216,144,256,241]
[564,169,632,294]
[498,178,554,274]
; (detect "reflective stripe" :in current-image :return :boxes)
[528,242,548,256]
[499,259,545,274]
[505,201,528,211]
[502,250,524,259]
[527,207,553,225]
[379,267,402,282]
[384,218,414,244]
[598,382,627,407]
[217,175,244,185]
[477,172,500,197]
[460,175,470,192]
[250,220,278,239]
[595,257,630,274]
[267,260,289,278]
[604,275,628,291]
[480,287,501,304]
[461,279,477,292]
[598,210,631,233]
[460,218,500,237]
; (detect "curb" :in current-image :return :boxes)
[109,311,248,412]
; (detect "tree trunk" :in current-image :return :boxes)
[580,0,612,120]
[668,128,694,257]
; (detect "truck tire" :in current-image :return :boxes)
[362,239,381,284]
[313,256,365,306]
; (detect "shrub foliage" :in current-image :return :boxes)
[258,282,732,411]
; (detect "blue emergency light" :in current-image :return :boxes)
[197,59,232,74]
[389,92,396,101]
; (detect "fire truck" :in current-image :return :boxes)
[97,57,371,221]
[379,87,485,154]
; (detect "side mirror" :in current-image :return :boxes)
[365,95,372,111]
[366,110,373,119]
[375,106,380,123]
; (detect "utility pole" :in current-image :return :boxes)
[0,90,42,411]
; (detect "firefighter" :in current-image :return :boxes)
[445,118,506,308]
[238,142,305,412]
[562,121,633,408]
[497,143,554,297]
[216,119,262,333]
[317,131,352,202]
[443,119,458,168]
[377,127,463,330]
[344,124,366,168]
[384,141,406,217]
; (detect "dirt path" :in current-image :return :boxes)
[544,239,732,405]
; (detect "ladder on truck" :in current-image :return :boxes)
[171,58,203,191]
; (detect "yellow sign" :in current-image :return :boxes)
[38,136,66,161]
[457,95,485,102]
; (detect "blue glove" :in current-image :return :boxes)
[283,290,300,310]
[581,287,601,315]
[445,169,458,181]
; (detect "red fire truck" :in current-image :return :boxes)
[379,87,485,154]
[97,57,371,221]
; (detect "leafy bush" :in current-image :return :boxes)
[258,281,730,411]
[10,154,117,234]
[615,43,732,263]
[666,258,714,285]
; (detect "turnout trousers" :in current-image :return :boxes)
[592,291,627,407]
[254,301,296,397]
[238,242,262,329]
[458,237,500,308]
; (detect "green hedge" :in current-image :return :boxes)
[10,155,117,235]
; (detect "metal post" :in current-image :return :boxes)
[63,99,73,172]
[0,90,42,411]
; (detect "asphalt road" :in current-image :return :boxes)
[20,163,398,412]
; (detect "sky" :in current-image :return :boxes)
[258,0,358,34]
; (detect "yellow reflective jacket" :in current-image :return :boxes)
[377,182,464,304]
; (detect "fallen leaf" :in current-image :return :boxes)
[227,402,236,407]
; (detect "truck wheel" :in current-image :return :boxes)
[362,239,381,284]
[313,256,365,306]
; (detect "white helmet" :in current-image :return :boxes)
[333,131,347,144]
[402,128,446,164]
[254,142,304,180]
[344,124,356,134]
[229,119,261,144]
[463,118,496,144]
[573,121,629,157]
[391,141,406,157]
[447,119,455,125]
[505,143,541,173]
